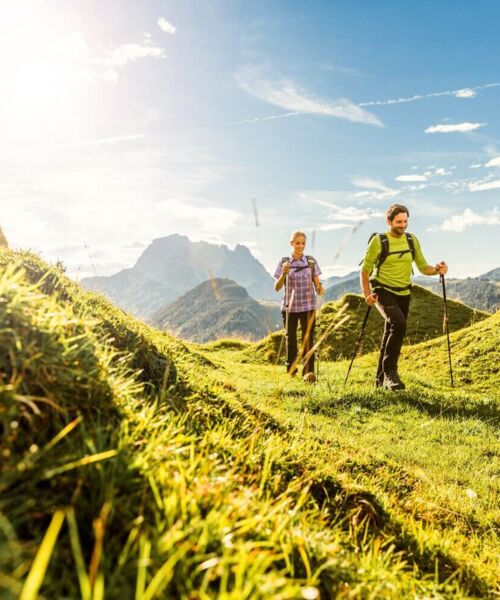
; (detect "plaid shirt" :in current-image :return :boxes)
[274,255,322,313]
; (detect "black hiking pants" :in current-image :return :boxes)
[282,310,315,375]
[375,288,411,380]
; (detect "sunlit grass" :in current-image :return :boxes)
[0,247,498,597]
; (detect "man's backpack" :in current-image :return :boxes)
[281,255,316,279]
[364,232,415,272]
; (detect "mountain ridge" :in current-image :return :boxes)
[82,234,277,319]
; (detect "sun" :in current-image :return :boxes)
[0,1,88,147]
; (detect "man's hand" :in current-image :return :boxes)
[435,261,448,275]
[365,292,378,306]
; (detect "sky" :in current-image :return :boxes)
[2,0,500,280]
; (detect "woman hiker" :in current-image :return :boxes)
[360,203,448,391]
[274,230,325,382]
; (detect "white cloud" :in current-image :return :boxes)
[425,122,485,134]
[485,156,500,168]
[159,198,241,231]
[395,174,427,182]
[235,66,382,126]
[351,177,398,201]
[308,197,383,223]
[359,82,498,107]
[352,178,395,193]
[424,165,453,178]
[405,184,428,191]
[104,43,165,67]
[294,190,383,230]
[239,240,263,258]
[157,17,176,34]
[436,208,500,232]
[469,179,500,192]
[1,140,232,277]
[469,163,482,169]
[318,223,352,231]
[230,112,300,126]
[453,88,476,98]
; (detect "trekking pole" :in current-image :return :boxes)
[440,273,454,387]
[275,278,295,370]
[344,305,371,385]
[315,304,320,383]
[315,291,324,382]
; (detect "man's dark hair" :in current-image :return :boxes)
[386,204,409,221]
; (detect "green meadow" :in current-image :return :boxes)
[1,249,498,599]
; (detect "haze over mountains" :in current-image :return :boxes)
[82,234,276,318]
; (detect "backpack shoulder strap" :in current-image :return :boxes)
[405,233,415,259]
[305,255,315,279]
[377,233,389,268]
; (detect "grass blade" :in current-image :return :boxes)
[67,507,91,600]
[42,449,118,479]
[19,509,65,600]
[135,535,151,600]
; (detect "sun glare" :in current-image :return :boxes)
[0,1,88,147]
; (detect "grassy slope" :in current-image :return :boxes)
[206,315,500,593]
[254,286,489,364]
[1,249,498,598]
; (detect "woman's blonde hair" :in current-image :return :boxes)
[289,230,307,243]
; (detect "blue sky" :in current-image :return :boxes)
[2,0,500,280]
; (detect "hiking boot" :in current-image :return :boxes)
[383,371,405,391]
[303,372,317,384]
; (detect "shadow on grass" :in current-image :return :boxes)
[307,386,500,426]
[205,387,492,597]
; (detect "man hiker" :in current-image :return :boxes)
[274,230,324,382]
[360,204,448,391]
